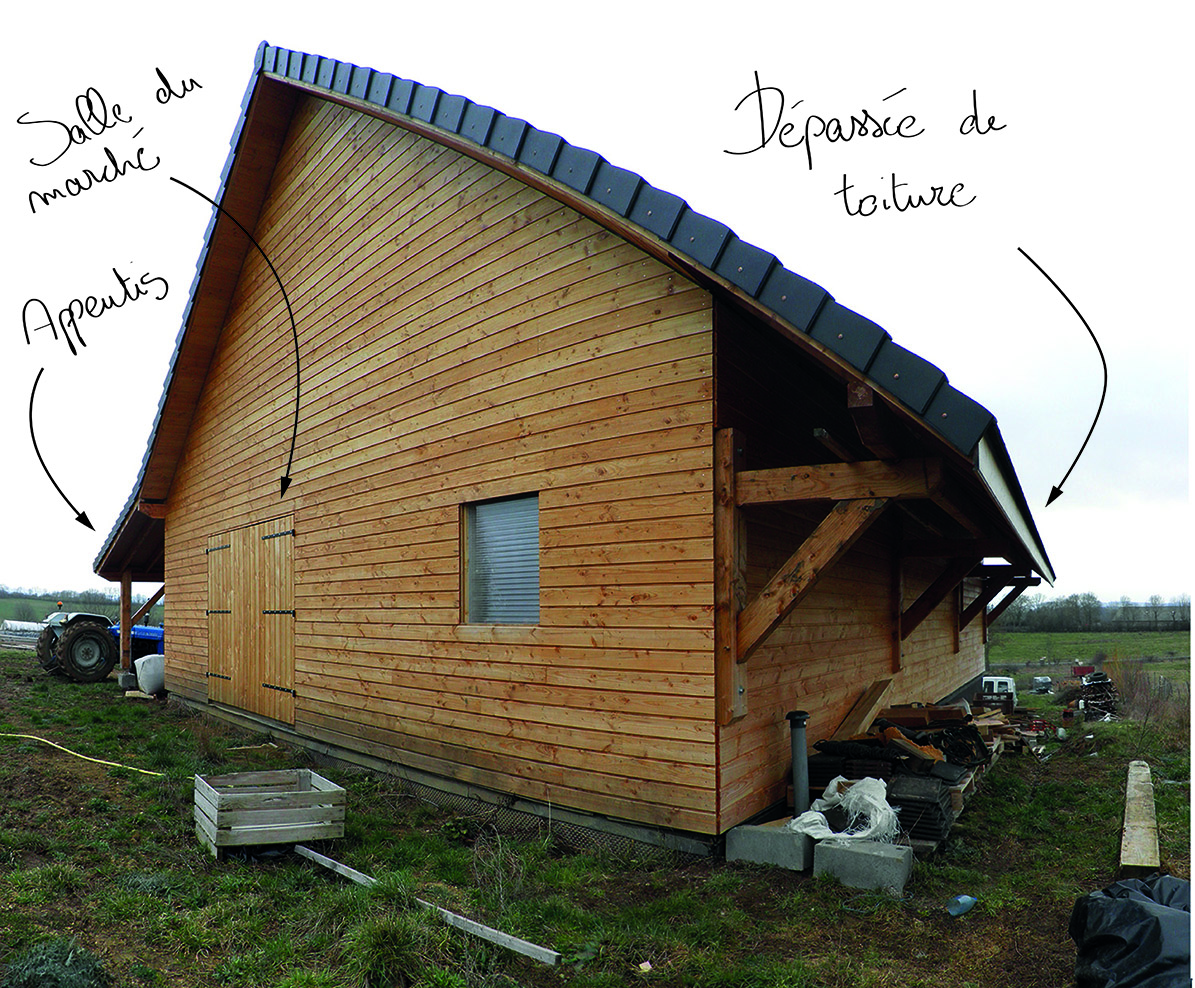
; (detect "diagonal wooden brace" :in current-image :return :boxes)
[737,497,890,663]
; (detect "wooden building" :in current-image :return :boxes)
[95,43,1052,843]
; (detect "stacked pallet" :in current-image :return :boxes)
[887,775,955,842]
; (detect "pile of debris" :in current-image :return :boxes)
[802,702,1001,851]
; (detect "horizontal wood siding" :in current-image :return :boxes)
[165,95,717,832]
[717,507,985,830]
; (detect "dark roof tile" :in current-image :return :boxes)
[488,114,528,157]
[590,161,642,216]
[552,144,601,194]
[809,302,889,372]
[629,184,685,240]
[757,266,829,333]
[459,103,497,145]
[714,237,777,298]
[433,93,468,133]
[925,385,995,455]
[519,128,563,174]
[867,340,947,416]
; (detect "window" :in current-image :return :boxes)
[463,494,539,624]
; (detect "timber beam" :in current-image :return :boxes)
[900,556,981,641]
[137,499,168,520]
[735,459,942,506]
[847,383,899,460]
[737,497,890,663]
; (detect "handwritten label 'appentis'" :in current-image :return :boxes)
[725,73,1006,217]
[22,266,170,356]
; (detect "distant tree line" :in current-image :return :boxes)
[0,585,163,625]
[994,592,1191,632]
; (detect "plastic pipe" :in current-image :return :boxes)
[786,710,810,815]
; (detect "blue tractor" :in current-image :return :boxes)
[36,613,165,683]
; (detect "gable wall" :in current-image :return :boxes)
[164,95,718,832]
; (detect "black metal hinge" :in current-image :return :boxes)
[262,682,297,696]
[205,544,231,554]
[206,672,232,681]
[261,529,296,540]
[206,609,232,615]
[261,609,295,615]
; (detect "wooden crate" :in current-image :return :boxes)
[194,769,345,857]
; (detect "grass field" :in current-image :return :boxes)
[0,648,1188,987]
[987,631,1189,673]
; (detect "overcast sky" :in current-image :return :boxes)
[1,2,1188,606]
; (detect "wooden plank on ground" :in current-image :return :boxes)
[294,844,562,966]
[832,678,893,739]
[1119,760,1161,877]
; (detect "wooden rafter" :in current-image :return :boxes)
[903,538,1006,558]
[735,459,942,506]
[137,500,168,520]
[900,556,981,641]
[847,383,899,459]
[737,497,889,663]
[986,578,1041,625]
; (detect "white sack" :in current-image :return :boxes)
[785,775,901,843]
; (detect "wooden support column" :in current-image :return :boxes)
[119,571,132,673]
[891,519,904,672]
[901,556,980,641]
[714,429,748,726]
[738,497,889,663]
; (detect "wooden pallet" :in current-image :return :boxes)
[194,769,345,857]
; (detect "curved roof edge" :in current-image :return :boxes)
[94,40,1053,585]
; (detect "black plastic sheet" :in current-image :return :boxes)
[1069,875,1190,987]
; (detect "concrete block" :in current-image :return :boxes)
[813,840,913,894]
[725,819,812,871]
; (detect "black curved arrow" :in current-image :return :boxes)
[29,367,94,529]
[170,176,300,498]
[1018,247,1107,507]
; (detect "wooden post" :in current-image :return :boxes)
[714,428,747,725]
[120,571,132,672]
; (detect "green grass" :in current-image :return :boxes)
[0,646,1188,988]
[986,630,1189,671]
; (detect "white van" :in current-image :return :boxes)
[981,675,1017,704]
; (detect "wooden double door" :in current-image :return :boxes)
[207,516,295,724]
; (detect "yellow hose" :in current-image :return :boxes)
[0,733,165,777]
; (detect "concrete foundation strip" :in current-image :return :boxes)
[293,844,561,966]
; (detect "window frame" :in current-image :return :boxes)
[460,493,540,625]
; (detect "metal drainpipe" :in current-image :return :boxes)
[786,710,810,816]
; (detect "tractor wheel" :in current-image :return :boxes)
[35,626,62,674]
[56,621,118,683]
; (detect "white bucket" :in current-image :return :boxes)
[135,654,166,694]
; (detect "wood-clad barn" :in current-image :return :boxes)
[95,42,1053,843]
